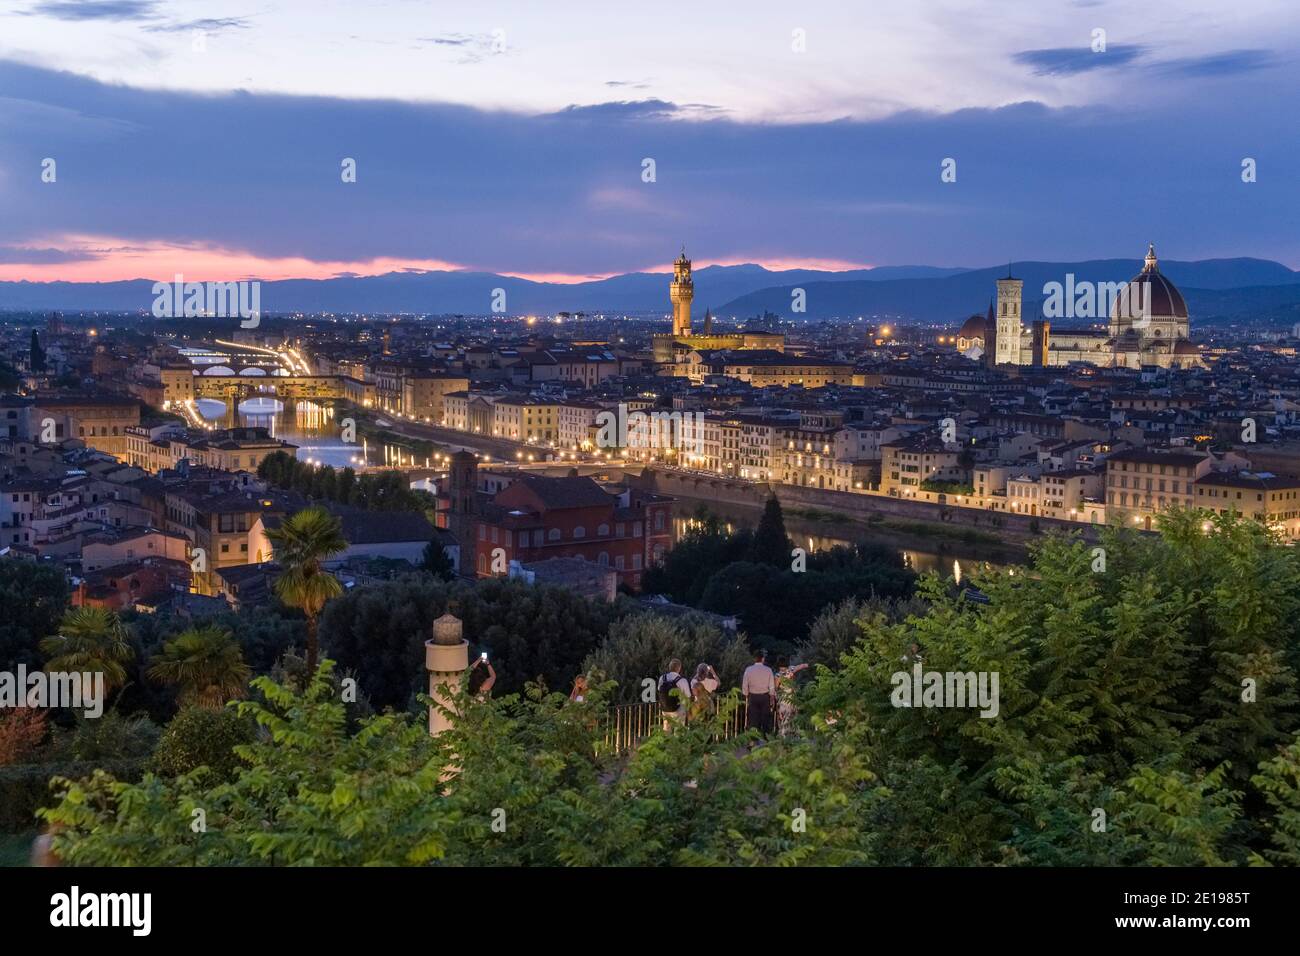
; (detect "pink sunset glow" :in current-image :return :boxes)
[0,236,875,284]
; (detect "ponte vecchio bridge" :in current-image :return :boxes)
[191,368,361,402]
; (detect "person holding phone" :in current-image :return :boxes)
[774,656,810,737]
[690,663,719,720]
[468,653,496,700]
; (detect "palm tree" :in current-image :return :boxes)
[265,506,347,677]
[39,607,135,692]
[147,625,252,709]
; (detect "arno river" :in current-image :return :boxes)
[195,396,1019,576]
[671,506,1021,577]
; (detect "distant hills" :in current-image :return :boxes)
[718,259,1300,324]
[2,258,1297,324]
[0,264,962,316]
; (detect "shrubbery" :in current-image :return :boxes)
[151,707,257,784]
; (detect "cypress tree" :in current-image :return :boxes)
[748,495,792,568]
[30,330,46,374]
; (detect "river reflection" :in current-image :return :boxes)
[193,398,438,472]
[672,513,1010,578]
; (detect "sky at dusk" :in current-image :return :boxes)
[0,0,1297,282]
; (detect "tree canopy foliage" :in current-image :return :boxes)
[642,508,915,649]
[30,509,1300,866]
[317,574,632,710]
[0,559,70,670]
[257,451,434,514]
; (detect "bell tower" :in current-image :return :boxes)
[446,450,479,577]
[995,273,1024,366]
[670,248,693,337]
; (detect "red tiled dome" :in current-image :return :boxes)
[957,314,986,339]
[1112,244,1188,321]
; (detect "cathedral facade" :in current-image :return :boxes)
[954,245,1203,370]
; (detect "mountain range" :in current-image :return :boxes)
[2,258,1298,324]
[719,259,1300,324]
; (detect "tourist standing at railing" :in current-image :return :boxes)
[690,663,720,720]
[659,658,693,730]
[741,649,776,736]
[774,656,810,737]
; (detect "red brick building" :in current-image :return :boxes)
[436,456,673,589]
[74,557,191,611]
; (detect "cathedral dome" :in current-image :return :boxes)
[957,314,986,339]
[1111,244,1188,324]
[1173,339,1200,356]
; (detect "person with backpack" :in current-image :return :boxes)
[659,658,693,730]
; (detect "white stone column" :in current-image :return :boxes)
[426,612,469,736]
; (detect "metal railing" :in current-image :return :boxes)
[598,696,749,756]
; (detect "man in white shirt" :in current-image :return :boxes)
[741,648,776,735]
[660,658,692,730]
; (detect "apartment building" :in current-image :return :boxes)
[834,424,903,461]
[164,484,300,594]
[558,400,604,452]
[880,434,967,497]
[492,398,559,444]
[1193,471,1300,539]
[402,371,470,422]
[738,416,784,482]
[125,426,296,475]
[31,395,141,458]
[1104,448,1213,529]
[700,413,743,475]
[82,527,190,572]
[1039,468,1105,519]
[776,424,839,489]
[438,465,674,588]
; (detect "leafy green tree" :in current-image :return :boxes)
[1250,733,1300,865]
[30,329,46,374]
[39,607,134,691]
[33,510,1300,867]
[147,625,252,709]
[641,508,753,604]
[422,539,456,581]
[39,662,887,866]
[1108,762,1242,866]
[456,578,629,697]
[0,559,69,669]
[583,612,752,702]
[257,452,434,513]
[802,512,1297,863]
[151,707,256,784]
[748,496,792,568]
[46,709,160,763]
[266,506,347,677]
[800,595,928,672]
[317,574,447,711]
[648,511,915,644]
[318,575,628,709]
[41,663,450,866]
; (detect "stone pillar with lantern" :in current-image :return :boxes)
[425,611,469,736]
